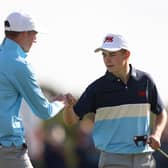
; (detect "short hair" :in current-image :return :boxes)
[4,31,21,39]
[4,20,21,38]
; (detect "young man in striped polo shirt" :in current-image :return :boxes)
[63,33,167,168]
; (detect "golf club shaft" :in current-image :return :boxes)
[157,148,168,158]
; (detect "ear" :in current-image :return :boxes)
[125,50,130,59]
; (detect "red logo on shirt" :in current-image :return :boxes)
[104,36,113,43]
[137,90,146,97]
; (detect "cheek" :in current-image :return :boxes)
[28,34,36,42]
[115,57,124,64]
[28,37,35,46]
[30,36,35,42]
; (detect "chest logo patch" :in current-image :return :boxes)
[137,90,146,97]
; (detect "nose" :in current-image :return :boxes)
[105,55,112,61]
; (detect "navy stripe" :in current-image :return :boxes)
[74,65,164,119]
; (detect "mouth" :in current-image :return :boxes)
[107,65,114,68]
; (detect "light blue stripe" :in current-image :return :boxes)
[93,116,152,153]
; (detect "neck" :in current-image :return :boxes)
[116,64,130,84]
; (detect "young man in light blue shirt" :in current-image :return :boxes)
[0,11,65,168]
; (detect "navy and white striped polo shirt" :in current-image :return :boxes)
[74,65,164,154]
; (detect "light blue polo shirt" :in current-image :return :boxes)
[0,38,64,147]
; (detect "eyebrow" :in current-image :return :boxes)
[102,52,119,55]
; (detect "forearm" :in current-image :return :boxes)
[63,106,79,125]
[148,109,167,149]
[152,109,167,138]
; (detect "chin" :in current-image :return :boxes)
[107,70,113,73]
[107,68,113,72]
[24,49,30,53]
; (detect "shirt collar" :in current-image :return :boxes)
[105,64,137,80]
[130,65,137,79]
[2,38,27,58]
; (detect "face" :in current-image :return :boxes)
[21,31,37,52]
[102,49,129,74]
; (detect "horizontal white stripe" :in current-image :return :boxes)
[95,103,150,121]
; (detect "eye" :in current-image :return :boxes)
[102,52,106,57]
[109,53,117,57]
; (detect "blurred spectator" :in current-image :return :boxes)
[74,118,100,168]
[43,124,68,168]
